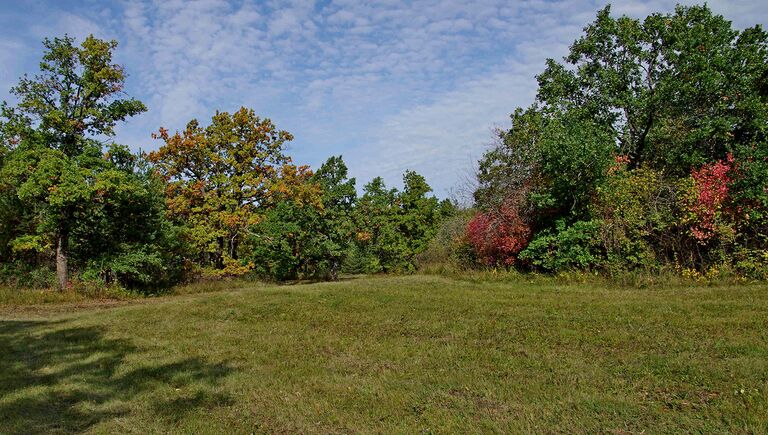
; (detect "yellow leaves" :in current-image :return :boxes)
[150,107,306,270]
[268,164,323,209]
[200,257,254,278]
[220,211,245,230]
[10,235,51,253]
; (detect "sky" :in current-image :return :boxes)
[1,0,766,199]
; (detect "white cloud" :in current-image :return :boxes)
[1,0,766,196]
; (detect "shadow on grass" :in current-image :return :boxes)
[0,320,234,434]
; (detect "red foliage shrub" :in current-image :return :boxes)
[685,153,737,241]
[467,201,532,266]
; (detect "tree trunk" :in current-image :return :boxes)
[230,235,239,260]
[330,259,339,281]
[56,232,68,290]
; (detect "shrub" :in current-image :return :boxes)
[466,201,532,266]
[0,262,56,289]
[519,220,605,272]
[679,154,737,243]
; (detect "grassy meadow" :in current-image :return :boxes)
[1,275,767,433]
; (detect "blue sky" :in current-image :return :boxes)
[1,0,766,198]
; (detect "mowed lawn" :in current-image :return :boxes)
[1,276,767,433]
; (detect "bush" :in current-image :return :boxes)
[519,220,605,272]
[0,262,56,289]
[466,192,533,266]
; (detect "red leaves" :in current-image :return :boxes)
[685,153,736,242]
[467,202,532,266]
[608,154,631,174]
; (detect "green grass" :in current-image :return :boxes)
[1,275,767,433]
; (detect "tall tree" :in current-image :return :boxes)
[309,156,357,279]
[247,156,356,281]
[0,35,146,289]
[351,171,448,273]
[398,170,445,256]
[149,107,310,275]
[473,4,768,270]
[536,4,768,173]
[353,177,405,272]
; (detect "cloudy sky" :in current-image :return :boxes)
[1,0,766,197]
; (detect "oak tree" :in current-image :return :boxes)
[0,35,146,288]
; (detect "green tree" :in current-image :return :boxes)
[0,35,146,289]
[399,170,447,256]
[352,171,448,273]
[248,200,316,281]
[353,177,406,272]
[71,145,184,289]
[473,4,768,272]
[308,156,357,279]
[536,4,768,172]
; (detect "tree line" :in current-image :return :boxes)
[422,4,768,280]
[0,35,453,290]
[3,3,767,290]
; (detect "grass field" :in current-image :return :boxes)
[1,275,767,433]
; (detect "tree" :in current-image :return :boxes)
[536,4,768,173]
[308,156,357,279]
[352,171,448,273]
[475,107,543,211]
[149,108,313,276]
[0,35,146,289]
[70,145,184,289]
[353,177,406,272]
[399,170,446,256]
[247,195,318,281]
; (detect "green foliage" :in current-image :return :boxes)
[352,173,449,273]
[534,111,615,218]
[0,34,451,288]
[353,177,408,272]
[248,201,309,280]
[0,262,56,289]
[399,170,448,254]
[536,4,768,173]
[71,150,184,290]
[4,35,145,157]
[0,34,147,289]
[474,107,542,210]
[0,141,183,290]
[308,156,358,278]
[340,244,382,275]
[246,156,357,281]
[519,220,605,272]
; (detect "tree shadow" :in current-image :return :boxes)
[0,320,234,434]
